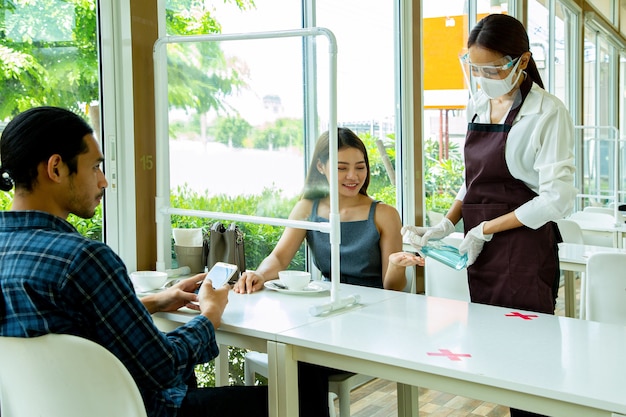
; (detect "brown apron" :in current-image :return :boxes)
[462,76,560,315]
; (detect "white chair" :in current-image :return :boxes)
[567,211,616,247]
[556,218,585,244]
[243,271,419,417]
[0,333,147,417]
[583,206,625,223]
[584,252,626,326]
[424,235,470,301]
[556,218,586,318]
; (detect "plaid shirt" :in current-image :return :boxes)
[0,211,219,417]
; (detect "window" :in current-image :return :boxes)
[421,1,518,226]
[581,13,623,208]
[527,0,581,114]
[159,0,401,271]
[0,0,105,240]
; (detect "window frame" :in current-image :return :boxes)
[99,0,138,269]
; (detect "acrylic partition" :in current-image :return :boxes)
[153,28,355,314]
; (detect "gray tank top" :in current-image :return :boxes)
[306,199,383,288]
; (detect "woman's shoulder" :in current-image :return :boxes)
[373,200,401,222]
[289,198,316,220]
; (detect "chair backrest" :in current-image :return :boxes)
[555,219,585,244]
[0,333,148,417]
[585,253,626,326]
[583,206,625,223]
[424,235,470,301]
[567,211,616,247]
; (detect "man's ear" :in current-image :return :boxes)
[46,154,63,182]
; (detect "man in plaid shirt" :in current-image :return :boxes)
[0,107,268,417]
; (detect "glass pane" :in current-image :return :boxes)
[165,35,308,200]
[580,28,619,208]
[528,0,549,90]
[621,1,626,37]
[616,53,626,203]
[581,28,597,206]
[477,0,510,14]
[554,2,577,107]
[422,1,469,226]
[597,37,612,128]
[161,1,400,271]
[163,1,313,270]
[584,28,597,127]
[315,0,398,207]
[0,0,101,239]
[527,0,578,109]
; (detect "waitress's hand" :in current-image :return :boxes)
[402,218,455,249]
[459,221,493,266]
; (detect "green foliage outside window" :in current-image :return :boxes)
[0,190,103,239]
[250,118,304,150]
[423,137,464,227]
[212,116,252,148]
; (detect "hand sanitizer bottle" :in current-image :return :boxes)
[419,240,468,270]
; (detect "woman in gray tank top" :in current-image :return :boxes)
[234,127,423,294]
[233,128,423,417]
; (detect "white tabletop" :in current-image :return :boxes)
[275,292,626,417]
[153,282,405,416]
[156,282,402,339]
[558,242,625,266]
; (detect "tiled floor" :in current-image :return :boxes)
[336,276,578,417]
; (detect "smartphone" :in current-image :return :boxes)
[205,262,238,289]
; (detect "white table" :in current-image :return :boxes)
[567,213,626,248]
[558,243,625,318]
[402,240,623,319]
[275,292,626,417]
[154,283,403,416]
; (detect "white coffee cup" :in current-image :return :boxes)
[130,271,168,292]
[278,271,311,291]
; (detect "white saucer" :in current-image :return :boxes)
[264,280,331,295]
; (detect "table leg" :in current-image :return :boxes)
[268,341,299,417]
[563,270,576,318]
[215,344,230,386]
[397,383,419,417]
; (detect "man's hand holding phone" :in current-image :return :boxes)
[197,275,229,329]
[198,262,239,290]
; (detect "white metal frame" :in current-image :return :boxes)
[153,28,354,313]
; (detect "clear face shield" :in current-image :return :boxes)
[459,52,524,105]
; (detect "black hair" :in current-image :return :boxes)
[0,106,93,192]
[468,14,544,89]
[302,127,370,200]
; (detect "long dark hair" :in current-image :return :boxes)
[302,127,370,200]
[468,14,544,89]
[0,106,93,192]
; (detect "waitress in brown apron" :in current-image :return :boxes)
[404,14,576,417]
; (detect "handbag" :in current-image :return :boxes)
[203,222,246,278]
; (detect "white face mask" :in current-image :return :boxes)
[478,58,523,99]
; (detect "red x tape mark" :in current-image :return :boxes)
[427,349,472,361]
[505,312,538,320]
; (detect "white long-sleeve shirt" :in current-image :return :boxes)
[456,82,578,229]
